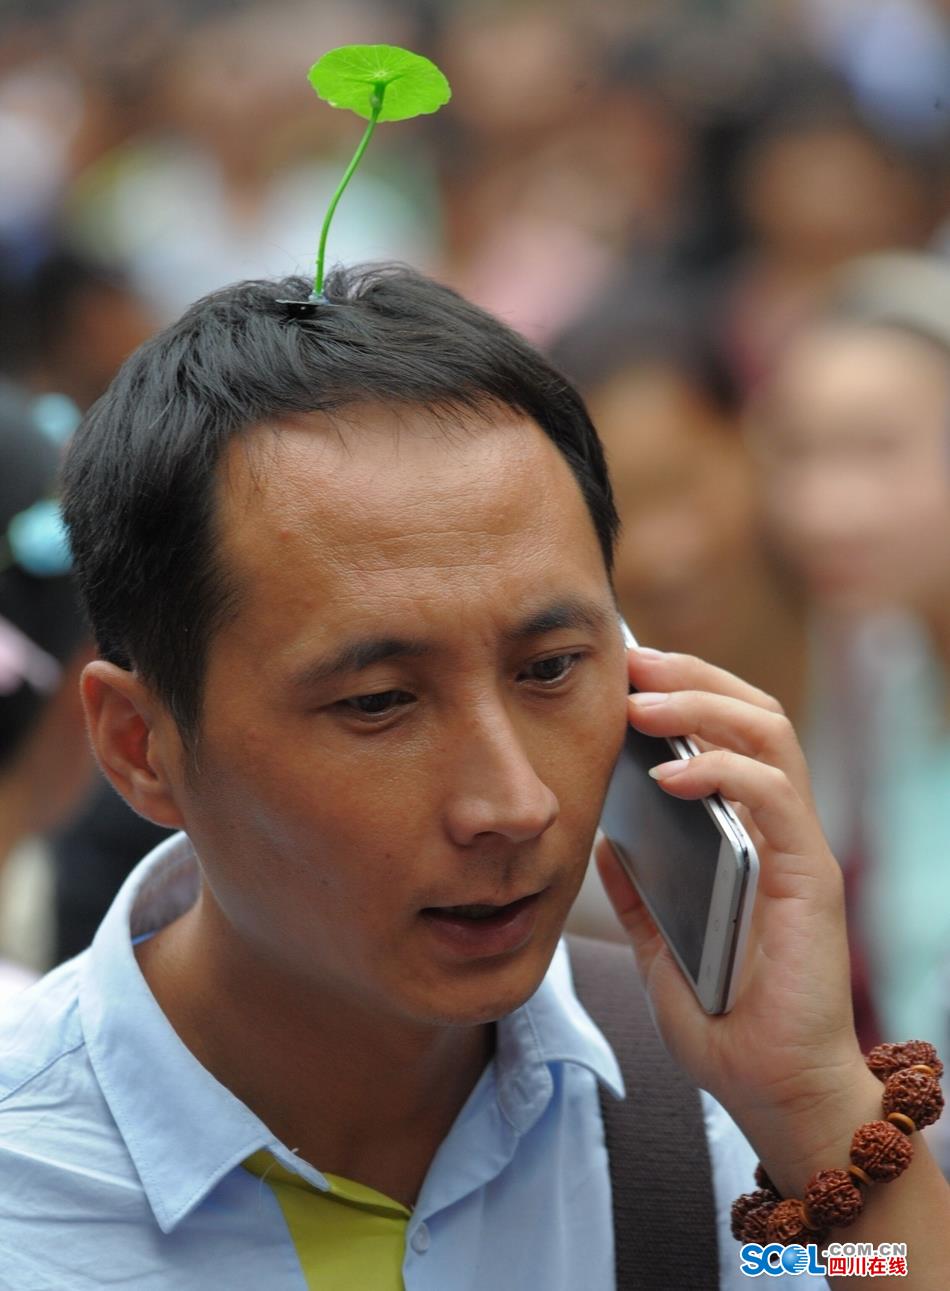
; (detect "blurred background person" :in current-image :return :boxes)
[712,84,941,394]
[551,276,809,718]
[550,281,816,945]
[0,242,167,966]
[0,245,157,410]
[747,251,950,1057]
[0,381,91,995]
[431,1,694,343]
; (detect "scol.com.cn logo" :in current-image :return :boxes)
[740,1241,908,1277]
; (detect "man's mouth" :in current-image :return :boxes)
[443,904,505,919]
[425,894,536,921]
[419,892,544,958]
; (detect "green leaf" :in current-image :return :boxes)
[308,44,451,123]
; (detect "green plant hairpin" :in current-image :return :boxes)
[289,44,450,309]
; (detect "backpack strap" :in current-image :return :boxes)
[567,935,720,1291]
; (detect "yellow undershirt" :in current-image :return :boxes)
[243,1150,410,1291]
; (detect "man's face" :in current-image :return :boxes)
[166,405,627,1029]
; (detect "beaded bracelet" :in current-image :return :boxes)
[730,1041,945,1247]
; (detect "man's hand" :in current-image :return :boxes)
[596,646,950,1287]
[595,645,875,1193]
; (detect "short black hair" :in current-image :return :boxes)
[62,264,618,750]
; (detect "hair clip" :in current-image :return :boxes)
[276,295,327,318]
[276,44,450,313]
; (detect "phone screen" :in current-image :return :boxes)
[600,724,725,980]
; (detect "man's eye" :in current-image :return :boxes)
[521,653,582,685]
[340,690,415,718]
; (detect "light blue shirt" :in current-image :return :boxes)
[0,833,820,1289]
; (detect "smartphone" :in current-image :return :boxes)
[599,621,759,1013]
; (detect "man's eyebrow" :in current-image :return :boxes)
[504,598,616,642]
[288,637,432,691]
[288,600,614,692]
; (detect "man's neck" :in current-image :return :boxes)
[135,893,494,1208]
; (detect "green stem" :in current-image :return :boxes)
[314,84,385,296]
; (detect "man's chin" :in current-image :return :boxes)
[415,935,562,1029]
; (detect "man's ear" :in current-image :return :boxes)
[81,660,186,830]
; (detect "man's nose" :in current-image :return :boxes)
[442,704,559,848]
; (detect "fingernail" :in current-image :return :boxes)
[630,692,668,707]
[649,758,690,780]
[631,645,665,659]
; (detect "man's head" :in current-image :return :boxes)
[65,265,629,1027]
[64,266,618,751]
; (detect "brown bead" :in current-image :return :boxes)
[850,1119,914,1182]
[765,1198,818,1247]
[887,1112,917,1135]
[882,1067,945,1130]
[743,1202,780,1245]
[866,1041,944,1083]
[731,1189,779,1241]
[754,1162,779,1195]
[803,1168,864,1229]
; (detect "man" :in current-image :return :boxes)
[0,267,947,1288]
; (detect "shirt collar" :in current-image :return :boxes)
[493,939,625,1134]
[79,833,328,1234]
[79,833,623,1230]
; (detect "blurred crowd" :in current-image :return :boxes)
[1,0,950,1150]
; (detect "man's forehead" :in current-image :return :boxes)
[215,405,594,569]
[206,404,611,660]
[225,401,541,485]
